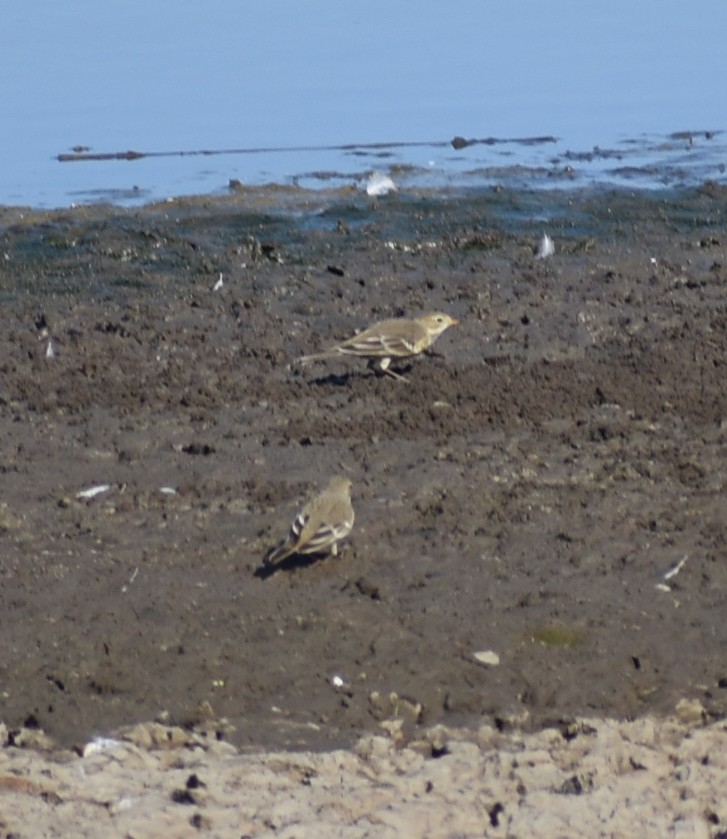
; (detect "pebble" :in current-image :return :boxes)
[473,650,501,667]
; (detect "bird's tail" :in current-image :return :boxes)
[263,542,294,566]
[296,349,339,364]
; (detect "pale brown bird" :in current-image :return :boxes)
[297,312,459,381]
[264,476,355,566]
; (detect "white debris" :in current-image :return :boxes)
[365,172,396,196]
[83,736,123,758]
[384,241,413,253]
[212,273,224,291]
[76,484,112,500]
[45,339,55,358]
[536,233,555,259]
[663,554,688,581]
[121,567,139,594]
[331,675,346,689]
[656,555,689,591]
[473,650,500,667]
[663,555,688,582]
[159,486,178,495]
[109,798,134,814]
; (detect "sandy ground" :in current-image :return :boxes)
[1,183,727,834]
[1,709,726,838]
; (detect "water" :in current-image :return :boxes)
[2,1,726,209]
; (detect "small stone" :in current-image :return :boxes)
[389,692,423,722]
[121,721,192,750]
[378,718,407,747]
[354,734,394,760]
[190,812,212,831]
[195,700,215,720]
[473,650,500,667]
[426,724,449,757]
[675,698,706,726]
[477,723,500,750]
[9,726,56,751]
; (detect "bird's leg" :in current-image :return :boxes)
[378,357,408,382]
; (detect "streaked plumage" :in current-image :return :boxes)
[264,476,354,565]
[297,312,458,381]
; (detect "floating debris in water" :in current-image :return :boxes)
[365,172,396,196]
[76,484,112,500]
[212,273,224,291]
[45,339,55,359]
[536,233,555,259]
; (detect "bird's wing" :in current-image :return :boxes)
[264,492,353,564]
[296,498,354,554]
[296,518,349,554]
[262,502,312,565]
[339,321,427,358]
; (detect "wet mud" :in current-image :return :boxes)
[1,184,726,751]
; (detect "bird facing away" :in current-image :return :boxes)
[297,312,459,381]
[264,476,354,566]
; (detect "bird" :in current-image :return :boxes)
[263,476,355,566]
[297,312,459,381]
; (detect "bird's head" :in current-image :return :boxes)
[419,312,459,338]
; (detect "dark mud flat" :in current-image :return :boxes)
[1,184,726,752]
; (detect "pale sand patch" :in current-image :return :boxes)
[1,712,725,838]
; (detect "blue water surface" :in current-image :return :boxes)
[2,1,726,208]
